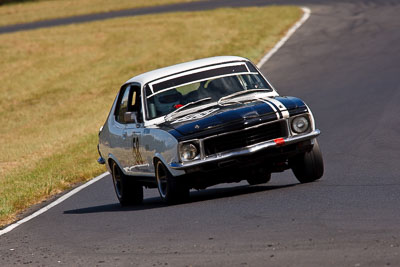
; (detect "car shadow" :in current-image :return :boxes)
[63,183,296,214]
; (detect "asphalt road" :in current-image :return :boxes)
[1,0,400,266]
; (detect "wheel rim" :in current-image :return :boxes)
[156,162,168,199]
[112,163,123,199]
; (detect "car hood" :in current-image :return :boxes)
[159,96,307,140]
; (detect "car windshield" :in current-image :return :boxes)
[145,63,272,120]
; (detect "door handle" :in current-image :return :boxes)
[122,131,127,139]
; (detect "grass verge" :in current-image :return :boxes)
[0,6,302,227]
[0,0,200,27]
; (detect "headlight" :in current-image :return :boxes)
[179,142,199,161]
[291,116,310,134]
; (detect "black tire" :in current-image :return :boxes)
[247,173,271,185]
[155,160,189,204]
[290,140,324,183]
[111,161,143,206]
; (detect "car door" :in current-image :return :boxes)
[120,84,150,176]
[111,84,132,171]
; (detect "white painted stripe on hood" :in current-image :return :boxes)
[257,98,280,119]
[267,98,290,119]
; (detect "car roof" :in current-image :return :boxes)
[124,56,249,86]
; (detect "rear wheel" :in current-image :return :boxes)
[111,161,143,206]
[290,140,324,183]
[155,160,189,204]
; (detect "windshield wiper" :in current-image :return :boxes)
[217,89,270,105]
[165,97,212,121]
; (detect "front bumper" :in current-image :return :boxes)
[170,129,320,170]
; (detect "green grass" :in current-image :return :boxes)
[0,134,100,219]
[0,0,200,26]
[0,6,302,227]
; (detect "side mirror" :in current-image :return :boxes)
[124,111,138,123]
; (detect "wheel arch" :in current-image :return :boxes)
[107,154,125,175]
[153,154,185,177]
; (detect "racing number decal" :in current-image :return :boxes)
[132,137,145,165]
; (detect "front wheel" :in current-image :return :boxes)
[290,140,324,183]
[111,161,143,206]
[155,160,189,204]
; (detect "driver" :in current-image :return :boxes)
[154,89,182,115]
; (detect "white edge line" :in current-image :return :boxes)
[0,172,109,236]
[257,7,311,68]
[0,6,311,237]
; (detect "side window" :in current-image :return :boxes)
[129,85,143,123]
[116,87,130,123]
[115,84,143,124]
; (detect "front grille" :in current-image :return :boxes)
[203,121,287,156]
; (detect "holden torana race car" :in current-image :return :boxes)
[97,56,324,205]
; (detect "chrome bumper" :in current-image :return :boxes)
[170,129,320,170]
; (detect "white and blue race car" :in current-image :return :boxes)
[98,56,324,205]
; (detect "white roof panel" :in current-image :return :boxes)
[124,56,249,86]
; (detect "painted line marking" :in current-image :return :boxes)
[1,6,312,236]
[0,172,109,236]
[257,7,311,68]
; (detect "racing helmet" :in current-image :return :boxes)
[154,89,182,115]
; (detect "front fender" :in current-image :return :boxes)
[146,128,185,177]
[153,153,185,177]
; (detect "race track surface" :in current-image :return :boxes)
[1,0,400,266]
